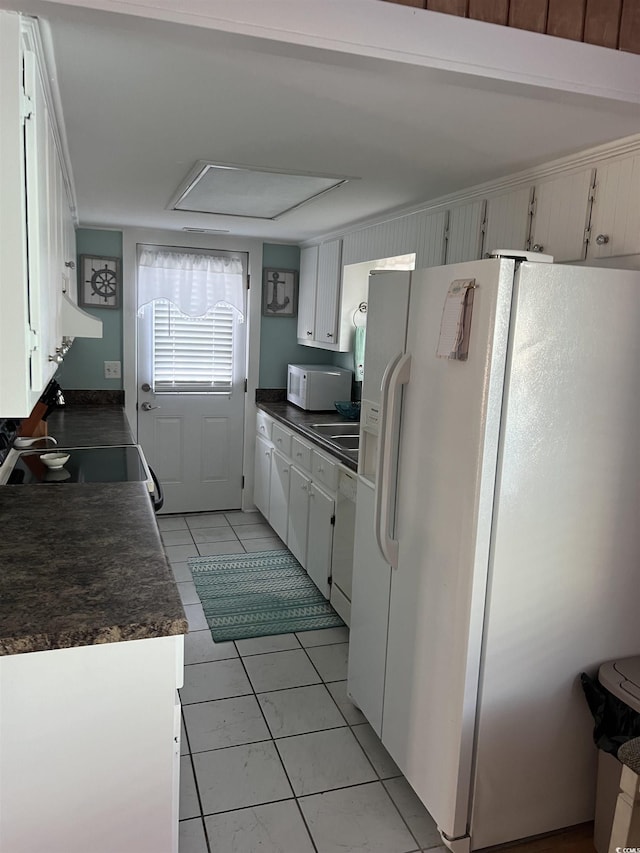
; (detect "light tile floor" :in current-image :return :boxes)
[160,509,445,853]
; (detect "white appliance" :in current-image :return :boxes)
[347,254,640,852]
[287,364,352,411]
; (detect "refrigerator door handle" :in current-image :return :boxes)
[375,352,411,569]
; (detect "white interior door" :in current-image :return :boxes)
[137,252,247,515]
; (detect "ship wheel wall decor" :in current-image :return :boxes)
[262,268,298,318]
[79,255,121,309]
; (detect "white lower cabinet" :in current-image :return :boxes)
[269,449,291,543]
[287,465,311,565]
[307,481,335,598]
[254,433,273,519]
[253,411,356,610]
[0,635,183,853]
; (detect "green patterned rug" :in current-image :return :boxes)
[188,550,344,642]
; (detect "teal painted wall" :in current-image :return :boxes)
[259,244,335,388]
[55,229,123,390]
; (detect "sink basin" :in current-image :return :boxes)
[331,435,359,450]
[310,423,360,437]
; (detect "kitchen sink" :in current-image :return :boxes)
[310,423,360,437]
[330,435,359,450]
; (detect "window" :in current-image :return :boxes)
[151,300,236,393]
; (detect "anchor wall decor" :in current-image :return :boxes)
[262,268,298,318]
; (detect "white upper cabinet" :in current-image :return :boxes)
[314,238,342,346]
[415,209,447,269]
[483,186,533,256]
[445,200,485,264]
[529,168,594,263]
[0,13,100,418]
[297,238,347,351]
[587,153,640,260]
[297,245,318,344]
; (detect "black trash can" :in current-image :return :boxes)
[583,657,640,853]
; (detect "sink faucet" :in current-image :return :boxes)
[13,435,58,449]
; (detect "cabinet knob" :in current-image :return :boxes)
[265,451,270,457]
[532,244,544,253]
[596,234,610,245]
[64,260,76,269]
[326,332,333,338]
[307,331,312,336]
[283,468,289,475]
[301,484,308,491]
[49,353,63,364]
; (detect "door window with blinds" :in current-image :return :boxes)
[137,246,247,394]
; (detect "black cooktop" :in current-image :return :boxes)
[7,446,148,485]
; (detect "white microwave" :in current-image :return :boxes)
[287,364,352,411]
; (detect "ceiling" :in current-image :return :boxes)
[6,0,640,243]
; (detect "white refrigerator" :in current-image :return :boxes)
[347,254,640,852]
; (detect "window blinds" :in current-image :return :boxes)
[152,300,235,393]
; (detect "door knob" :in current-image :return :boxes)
[141,402,160,411]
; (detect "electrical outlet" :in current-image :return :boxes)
[104,360,121,379]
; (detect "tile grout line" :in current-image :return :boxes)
[176,530,423,852]
[230,630,320,853]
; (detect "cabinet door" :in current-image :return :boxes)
[297,245,318,344]
[415,209,447,269]
[314,238,342,345]
[287,466,310,567]
[24,47,58,395]
[347,479,390,737]
[268,450,290,543]
[254,434,272,519]
[62,198,76,302]
[445,200,485,264]
[530,168,594,262]
[483,187,532,256]
[588,154,640,259]
[306,482,334,598]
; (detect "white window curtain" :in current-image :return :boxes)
[137,247,245,319]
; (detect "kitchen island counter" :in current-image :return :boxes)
[0,480,187,655]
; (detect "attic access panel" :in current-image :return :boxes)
[170,161,349,220]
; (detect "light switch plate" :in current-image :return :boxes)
[104,360,121,379]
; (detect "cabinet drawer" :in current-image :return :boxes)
[272,422,293,457]
[256,411,273,440]
[291,436,312,471]
[311,449,339,492]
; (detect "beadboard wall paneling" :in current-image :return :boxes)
[547,0,586,40]
[384,0,426,6]
[468,0,509,25]
[620,0,640,52]
[483,186,532,256]
[342,214,419,265]
[445,200,485,264]
[426,0,469,15]
[508,0,548,32]
[584,0,622,47]
[414,210,448,268]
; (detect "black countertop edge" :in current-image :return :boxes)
[257,401,358,472]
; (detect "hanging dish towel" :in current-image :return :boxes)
[354,325,366,381]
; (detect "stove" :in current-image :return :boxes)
[6,445,150,486]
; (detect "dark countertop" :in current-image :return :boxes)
[0,482,187,655]
[257,401,358,472]
[46,406,134,447]
[0,406,187,656]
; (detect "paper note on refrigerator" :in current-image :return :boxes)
[437,278,476,360]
